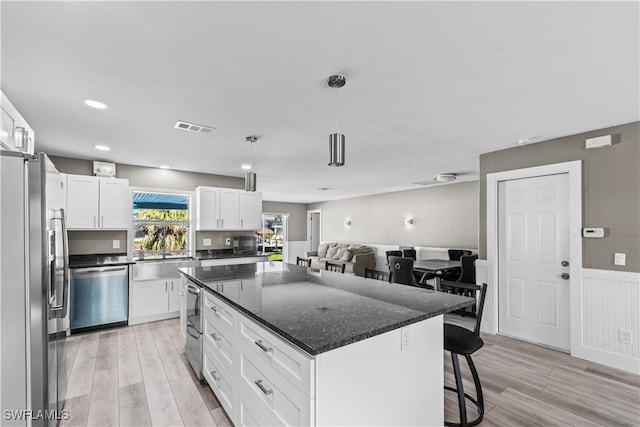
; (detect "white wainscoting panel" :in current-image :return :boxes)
[475,260,492,333]
[286,240,307,264]
[574,269,640,373]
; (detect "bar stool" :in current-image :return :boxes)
[441,282,487,427]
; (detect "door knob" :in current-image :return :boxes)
[561,260,569,267]
[561,273,570,280]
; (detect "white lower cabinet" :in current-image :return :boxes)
[238,389,271,427]
[203,339,236,420]
[130,278,182,324]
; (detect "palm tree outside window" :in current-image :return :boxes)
[133,192,190,260]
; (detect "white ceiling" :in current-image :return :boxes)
[2,1,638,203]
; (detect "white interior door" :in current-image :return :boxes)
[307,211,321,252]
[498,173,571,351]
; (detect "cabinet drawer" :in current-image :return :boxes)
[238,341,312,427]
[237,389,271,427]
[203,316,235,375]
[203,345,236,425]
[239,314,314,398]
[204,290,236,334]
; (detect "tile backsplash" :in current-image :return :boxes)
[68,230,127,255]
[195,230,255,250]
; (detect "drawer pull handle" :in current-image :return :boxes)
[210,370,221,382]
[211,332,221,341]
[254,340,273,353]
[254,379,273,395]
[210,305,218,313]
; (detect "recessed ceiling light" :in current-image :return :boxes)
[159,165,171,169]
[84,99,108,109]
[93,145,110,151]
[241,164,252,170]
[317,187,333,191]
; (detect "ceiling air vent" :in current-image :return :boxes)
[174,120,215,134]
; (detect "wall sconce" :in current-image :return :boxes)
[344,219,352,227]
[404,218,414,225]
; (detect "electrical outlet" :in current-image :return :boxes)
[401,327,410,351]
[619,329,632,345]
[614,253,626,266]
[203,238,211,247]
[225,238,231,246]
[112,240,120,249]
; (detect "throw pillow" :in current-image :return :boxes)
[317,243,329,257]
[326,245,339,259]
[340,249,354,262]
[334,247,348,260]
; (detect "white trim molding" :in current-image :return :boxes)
[486,161,583,353]
[573,269,640,373]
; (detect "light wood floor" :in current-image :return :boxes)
[62,318,639,426]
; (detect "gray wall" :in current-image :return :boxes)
[308,181,478,248]
[479,121,639,272]
[262,201,308,242]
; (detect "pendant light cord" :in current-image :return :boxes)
[250,141,254,170]
[335,87,339,133]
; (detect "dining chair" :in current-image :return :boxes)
[443,249,472,280]
[385,250,402,264]
[457,254,478,284]
[296,256,310,267]
[401,248,416,260]
[388,256,420,287]
[364,267,390,282]
[440,281,488,427]
[325,261,346,273]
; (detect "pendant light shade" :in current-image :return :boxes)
[244,135,258,192]
[328,133,345,166]
[327,74,346,167]
[244,171,257,192]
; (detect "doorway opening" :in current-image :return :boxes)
[259,213,288,262]
[307,209,321,253]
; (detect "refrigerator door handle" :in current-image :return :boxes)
[50,209,69,318]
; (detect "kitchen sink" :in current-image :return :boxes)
[132,258,200,281]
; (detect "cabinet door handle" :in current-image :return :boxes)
[165,282,168,292]
[210,370,221,382]
[254,379,273,395]
[101,215,104,227]
[210,332,221,341]
[241,219,243,228]
[254,340,273,353]
[171,282,174,291]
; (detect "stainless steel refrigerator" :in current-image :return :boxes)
[1,151,69,426]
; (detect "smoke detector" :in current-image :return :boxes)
[174,120,215,134]
[434,173,457,183]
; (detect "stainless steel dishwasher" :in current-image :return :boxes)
[70,265,129,332]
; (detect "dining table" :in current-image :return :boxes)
[412,259,462,287]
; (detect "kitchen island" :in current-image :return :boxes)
[180,261,475,426]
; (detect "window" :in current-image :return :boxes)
[133,191,190,259]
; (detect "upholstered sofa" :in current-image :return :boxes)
[304,243,376,276]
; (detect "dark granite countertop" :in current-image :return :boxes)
[194,249,267,260]
[179,262,474,356]
[69,254,135,269]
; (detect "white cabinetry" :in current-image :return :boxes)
[66,174,129,229]
[193,281,444,426]
[1,91,34,154]
[130,278,181,324]
[239,192,262,230]
[195,186,261,231]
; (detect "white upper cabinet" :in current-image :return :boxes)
[1,91,35,154]
[239,191,262,230]
[196,187,221,230]
[66,174,129,229]
[196,186,262,231]
[219,189,240,229]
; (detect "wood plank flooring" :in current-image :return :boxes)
[62,318,639,426]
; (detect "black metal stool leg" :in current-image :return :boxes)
[445,352,467,427]
[466,354,485,415]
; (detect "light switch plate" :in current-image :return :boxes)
[225,238,231,246]
[614,253,626,266]
[112,240,120,249]
[203,238,211,247]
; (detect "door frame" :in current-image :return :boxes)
[487,160,582,354]
[306,209,322,252]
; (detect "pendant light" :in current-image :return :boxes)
[244,135,258,192]
[327,74,346,167]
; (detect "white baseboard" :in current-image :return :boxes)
[129,311,179,326]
